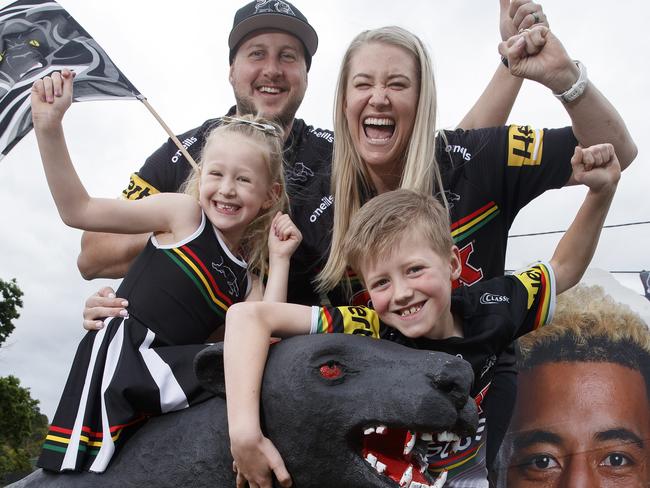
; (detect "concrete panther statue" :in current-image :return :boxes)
[10,334,477,488]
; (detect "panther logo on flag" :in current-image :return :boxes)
[0,0,141,160]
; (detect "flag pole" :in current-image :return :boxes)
[138,97,200,172]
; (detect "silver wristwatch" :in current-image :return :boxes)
[554,60,588,104]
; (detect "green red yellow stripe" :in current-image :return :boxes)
[532,263,553,330]
[163,246,231,318]
[451,202,500,243]
[42,417,146,454]
[180,245,233,306]
[428,441,483,472]
[316,307,335,334]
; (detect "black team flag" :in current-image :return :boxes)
[641,271,650,301]
[0,0,141,160]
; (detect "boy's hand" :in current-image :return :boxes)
[31,68,75,130]
[268,212,302,261]
[231,432,292,488]
[571,144,621,193]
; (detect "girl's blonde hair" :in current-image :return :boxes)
[180,115,288,278]
[317,26,446,293]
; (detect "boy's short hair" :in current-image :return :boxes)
[343,189,453,274]
[519,284,650,398]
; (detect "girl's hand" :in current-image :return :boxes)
[570,144,621,193]
[268,212,302,261]
[231,432,292,488]
[31,68,75,130]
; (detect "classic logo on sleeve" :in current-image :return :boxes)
[507,125,544,167]
[122,173,160,201]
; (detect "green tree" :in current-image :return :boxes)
[0,278,24,346]
[0,376,48,483]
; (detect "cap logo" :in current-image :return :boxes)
[254,0,295,16]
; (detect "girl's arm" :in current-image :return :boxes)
[224,302,313,488]
[456,65,522,130]
[550,144,620,294]
[31,70,199,239]
[457,0,547,129]
[255,212,302,302]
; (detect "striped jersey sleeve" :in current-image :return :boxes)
[310,305,382,339]
[511,261,556,334]
[121,172,161,200]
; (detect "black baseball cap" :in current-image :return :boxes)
[228,0,318,70]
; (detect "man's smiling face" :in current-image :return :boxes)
[229,30,307,133]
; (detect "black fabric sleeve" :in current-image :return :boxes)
[120,122,214,200]
[440,125,576,227]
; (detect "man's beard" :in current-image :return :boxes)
[234,93,303,133]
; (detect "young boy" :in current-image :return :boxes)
[223,144,621,488]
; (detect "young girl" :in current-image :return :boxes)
[30,69,302,473]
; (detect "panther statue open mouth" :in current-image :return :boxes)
[256,334,478,488]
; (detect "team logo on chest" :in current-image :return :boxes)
[287,162,314,183]
[453,243,483,289]
[212,256,240,296]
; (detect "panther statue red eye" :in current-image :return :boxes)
[319,362,343,379]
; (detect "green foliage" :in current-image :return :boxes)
[0,376,48,483]
[0,278,24,347]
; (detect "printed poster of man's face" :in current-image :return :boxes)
[495,286,650,487]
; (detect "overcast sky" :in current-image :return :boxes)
[0,0,648,418]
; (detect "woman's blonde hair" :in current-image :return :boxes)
[317,26,446,293]
[180,115,288,277]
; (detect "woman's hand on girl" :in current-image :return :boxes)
[31,68,75,130]
[268,212,302,261]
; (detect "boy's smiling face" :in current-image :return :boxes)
[360,232,462,340]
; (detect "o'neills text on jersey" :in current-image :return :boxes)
[310,195,334,223]
[309,128,334,143]
[171,136,199,163]
[444,144,471,161]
